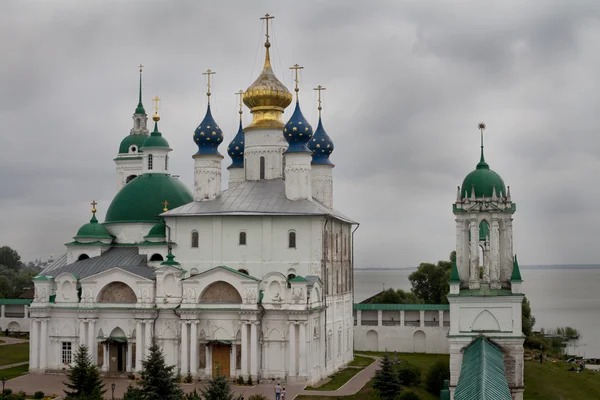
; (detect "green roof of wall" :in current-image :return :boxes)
[105,173,193,223]
[454,336,512,400]
[0,299,32,305]
[353,304,449,311]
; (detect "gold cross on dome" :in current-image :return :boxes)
[260,13,275,44]
[314,85,326,118]
[91,200,97,213]
[202,69,216,104]
[289,64,304,100]
[152,96,161,114]
[235,90,244,121]
[138,63,144,72]
[163,200,169,212]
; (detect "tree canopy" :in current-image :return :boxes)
[408,251,455,304]
[0,246,22,270]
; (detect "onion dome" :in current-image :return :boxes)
[227,121,245,168]
[119,135,147,154]
[284,102,313,153]
[74,205,113,241]
[145,221,166,239]
[309,118,334,165]
[143,118,170,148]
[243,38,292,130]
[193,105,223,155]
[460,124,506,198]
[105,174,193,223]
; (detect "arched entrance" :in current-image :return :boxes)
[413,330,426,353]
[102,327,128,373]
[366,330,378,351]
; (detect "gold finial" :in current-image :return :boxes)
[202,69,216,105]
[91,200,97,214]
[260,13,275,47]
[152,96,161,121]
[163,200,169,212]
[236,90,244,121]
[314,85,326,119]
[138,63,144,72]
[289,64,304,101]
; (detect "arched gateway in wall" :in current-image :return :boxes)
[366,330,378,351]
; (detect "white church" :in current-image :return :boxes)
[29,16,355,384]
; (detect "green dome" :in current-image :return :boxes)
[461,165,506,198]
[145,222,166,238]
[142,122,170,148]
[119,134,148,154]
[105,173,193,223]
[74,214,113,240]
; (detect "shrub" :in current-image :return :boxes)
[248,395,269,400]
[373,354,401,400]
[397,364,421,387]
[246,374,253,385]
[398,390,421,400]
[184,389,202,400]
[236,375,245,385]
[183,372,194,383]
[425,359,450,396]
[3,389,13,396]
[34,391,45,399]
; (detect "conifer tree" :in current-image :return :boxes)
[373,354,402,400]
[139,336,184,400]
[200,367,243,400]
[63,345,105,399]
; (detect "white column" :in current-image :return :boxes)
[205,344,211,377]
[288,322,296,377]
[490,219,500,287]
[126,341,133,372]
[102,342,109,372]
[455,219,464,280]
[299,322,306,376]
[144,320,152,356]
[0,305,4,318]
[39,319,48,370]
[241,322,248,377]
[377,310,382,326]
[30,319,39,370]
[135,320,143,372]
[400,310,405,326]
[231,343,237,377]
[439,310,444,327]
[469,220,480,288]
[356,310,361,326]
[87,320,96,363]
[190,321,198,376]
[79,319,86,348]
[505,219,514,282]
[419,310,425,327]
[250,322,258,378]
[180,321,188,374]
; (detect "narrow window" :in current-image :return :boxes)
[165,154,168,170]
[77,254,89,261]
[135,119,140,129]
[260,156,265,180]
[288,231,296,248]
[148,154,153,170]
[239,231,247,245]
[191,231,199,248]
[62,342,72,364]
[287,273,296,289]
[239,269,249,275]
[150,254,164,261]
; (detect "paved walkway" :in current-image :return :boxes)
[0,337,29,346]
[0,361,28,370]
[4,357,380,399]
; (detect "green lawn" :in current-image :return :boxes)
[0,343,29,366]
[524,360,600,400]
[0,339,5,344]
[0,363,29,380]
[305,367,362,391]
[348,355,375,368]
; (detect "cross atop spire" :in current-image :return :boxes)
[260,13,275,47]
[163,200,169,212]
[236,90,244,122]
[314,85,326,119]
[477,122,488,168]
[289,64,304,101]
[202,69,216,105]
[91,200,97,214]
[135,64,145,114]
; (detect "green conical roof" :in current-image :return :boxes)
[142,121,170,148]
[511,254,522,281]
[74,212,113,240]
[161,252,180,266]
[449,259,460,283]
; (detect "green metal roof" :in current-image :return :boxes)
[145,222,166,238]
[105,173,192,224]
[182,265,260,282]
[118,134,148,154]
[289,276,308,283]
[353,304,449,311]
[454,336,512,400]
[161,252,180,267]
[511,254,522,282]
[142,122,170,148]
[74,213,113,240]
[461,144,506,199]
[449,259,460,283]
[448,288,516,297]
[0,299,32,305]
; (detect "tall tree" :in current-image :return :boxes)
[373,354,402,400]
[408,252,455,304]
[63,345,105,399]
[0,246,21,270]
[522,296,535,337]
[139,336,183,400]
[366,288,422,304]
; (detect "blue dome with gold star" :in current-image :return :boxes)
[227,121,245,168]
[193,105,223,155]
[283,101,313,153]
[309,118,334,165]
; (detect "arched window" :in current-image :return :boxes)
[150,253,164,261]
[126,175,137,184]
[238,268,249,275]
[77,254,89,261]
[148,154,153,170]
[129,146,137,153]
[191,231,199,248]
[288,231,296,248]
[260,156,265,180]
[135,119,140,129]
[165,154,168,170]
[239,231,247,245]
[287,273,296,289]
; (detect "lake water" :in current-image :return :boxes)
[354,266,600,358]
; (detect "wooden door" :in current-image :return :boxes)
[212,344,230,378]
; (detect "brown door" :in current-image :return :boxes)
[212,344,230,378]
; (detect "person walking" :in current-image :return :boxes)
[282,387,286,400]
[275,382,282,400]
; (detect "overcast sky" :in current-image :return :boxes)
[2,0,600,267]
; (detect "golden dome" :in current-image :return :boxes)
[243,42,292,130]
